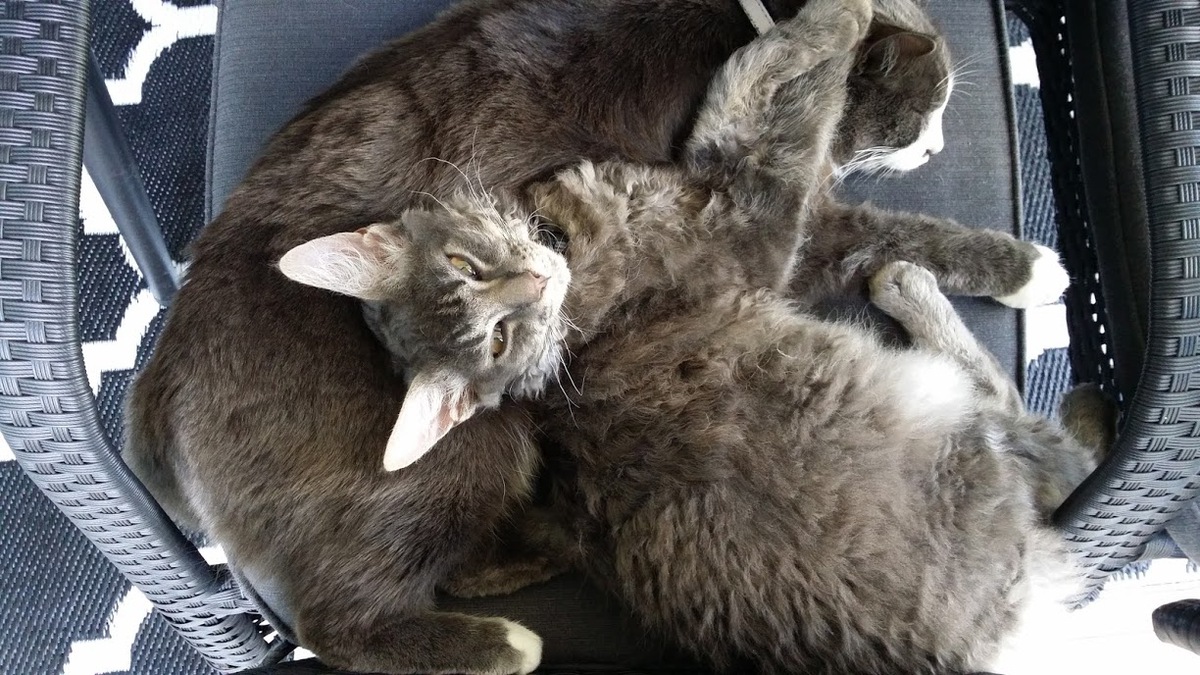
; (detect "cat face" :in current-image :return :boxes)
[837,21,954,175]
[278,193,570,469]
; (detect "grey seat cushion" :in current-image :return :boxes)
[206,0,1023,667]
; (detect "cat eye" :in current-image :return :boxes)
[448,255,479,279]
[533,218,569,254]
[490,324,506,358]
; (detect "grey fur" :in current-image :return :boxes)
[352,4,1095,673]
[125,0,1052,672]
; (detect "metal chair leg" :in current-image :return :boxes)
[83,52,179,305]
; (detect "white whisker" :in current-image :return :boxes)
[834,145,893,182]
[410,189,453,214]
[419,155,473,188]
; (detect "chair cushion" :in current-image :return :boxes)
[206,0,1023,667]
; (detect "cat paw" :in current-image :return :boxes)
[843,0,874,39]
[869,261,941,314]
[794,0,873,46]
[501,620,543,675]
[870,262,954,329]
[994,244,1069,308]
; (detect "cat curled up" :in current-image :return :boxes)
[283,3,1096,673]
[126,0,1068,673]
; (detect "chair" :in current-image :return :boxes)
[0,0,1196,672]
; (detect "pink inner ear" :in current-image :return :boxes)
[277,226,407,300]
[888,32,937,59]
[381,374,479,471]
[360,224,405,254]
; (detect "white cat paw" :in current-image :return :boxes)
[502,619,543,675]
[995,245,1069,308]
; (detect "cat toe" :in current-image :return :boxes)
[500,619,543,675]
[845,0,874,39]
[870,261,936,300]
[869,262,944,323]
[995,244,1069,308]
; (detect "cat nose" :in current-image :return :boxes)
[494,271,548,308]
[525,271,547,294]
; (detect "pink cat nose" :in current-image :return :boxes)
[495,271,549,308]
[525,271,547,293]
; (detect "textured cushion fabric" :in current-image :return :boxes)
[205,0,1021,667]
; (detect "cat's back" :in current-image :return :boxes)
[194,0,757,258]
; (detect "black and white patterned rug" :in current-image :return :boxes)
[0,4,1075,674]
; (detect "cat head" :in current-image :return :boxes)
[836,2,954,174]
[278,193,570,470]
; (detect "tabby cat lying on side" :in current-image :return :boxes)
[281,2,1093,673]
[128,0,1065,672]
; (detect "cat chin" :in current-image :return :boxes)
[506,342,563,400]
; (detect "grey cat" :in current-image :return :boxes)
[126,0,1063,673]
[282,2,1094,673]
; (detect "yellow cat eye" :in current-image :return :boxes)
[448,255,478,279]
[491,324,506,358]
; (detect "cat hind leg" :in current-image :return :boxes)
[869,261,1022,412]
[871,262,1101,516]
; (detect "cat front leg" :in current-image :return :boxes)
[289,505,547,675]
[795,200,1069,308]
[686,9,869,290]
[300,606,542,675]
[684,0,869,176]
[868,261,1023,413]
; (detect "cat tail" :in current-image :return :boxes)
[986,526,1090,673]
[123,368,206,533]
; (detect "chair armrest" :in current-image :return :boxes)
[0,0,270,670]
[1011,0,1200,604]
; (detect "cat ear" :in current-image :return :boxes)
[382,370,480,471]
[858,27,938,75]
[277,224,405,300]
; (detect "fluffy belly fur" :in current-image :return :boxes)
[544,291,1046,674]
